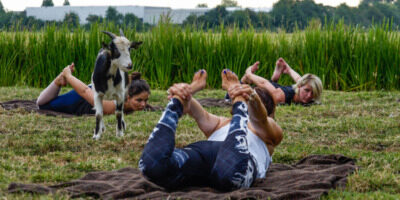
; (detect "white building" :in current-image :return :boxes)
[26,6,210,24]
[25,6,271,25]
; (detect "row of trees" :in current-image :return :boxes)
[41,0,69,7]
[1,0,400,31]
[184,0,400,31]
[0,3,150,30]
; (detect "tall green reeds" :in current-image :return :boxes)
[0,20,399,90]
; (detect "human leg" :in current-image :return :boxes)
[271,58,287,82]
[36,73,67,106]
[190,69,207,95]
[211,70,257,191]
[139,98,187,188]
[210,102,257,190]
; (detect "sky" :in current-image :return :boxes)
[2,0,362,12]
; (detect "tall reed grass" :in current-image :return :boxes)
[0,20,399,90]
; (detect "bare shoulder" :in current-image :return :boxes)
[273,88,286,104]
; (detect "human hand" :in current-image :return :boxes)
[227,84,254,101]
[167,83,192,114]
[167,83,192,101]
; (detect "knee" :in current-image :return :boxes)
[138,156,168,180]
[213,159,255,190]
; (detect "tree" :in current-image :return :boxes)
[198,5,229,28]
[63,12,79,27]
[86,14,103,24]
[0,0,5,14]
[106,7,123,24]
[41,0,54,7]
[182,14,198,26]
[63,0,70,6]
[334,3,357,24]
[220,0,238,7]
[227,9,259,28]
[196,3,208,8]
[124,13,143,30]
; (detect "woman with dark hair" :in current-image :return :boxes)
[139,69,282,191]
[36,63,150,115]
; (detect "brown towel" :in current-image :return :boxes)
[0,100,163,117]
[8,154,357,200]
[0,99,227,118]
[197,98,231,107]
[0,100,76,117]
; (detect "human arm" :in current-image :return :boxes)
[187,98,228,138]
[227,83,283,154]
[167,82,226,138]
[244,69,286,104]
[247,91,283,151]
[62,64,116,114]
[279,58,301,83]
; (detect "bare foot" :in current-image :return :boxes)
[250,61,259,73]
[54,73,67,87]
[271,58,287,82]
[190,69,207,95]
[221,69,240,91]
[241,61,259,84]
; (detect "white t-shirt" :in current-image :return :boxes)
[207,124,272,178]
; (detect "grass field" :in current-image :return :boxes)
[0,86,399,199]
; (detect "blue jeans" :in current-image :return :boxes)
[139,98,257,191]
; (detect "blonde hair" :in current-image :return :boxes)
[293,74,323,103]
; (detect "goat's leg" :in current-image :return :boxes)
[115,96,125,137]
[93,93,105,140]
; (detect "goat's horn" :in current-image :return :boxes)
[102,31,116,39]
[119,29,125,37]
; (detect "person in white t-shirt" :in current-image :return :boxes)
[139,68,283,191]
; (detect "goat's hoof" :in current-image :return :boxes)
[116,130,124,137]
[93,130,101,140]
[93,134,101,140]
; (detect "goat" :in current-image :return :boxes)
[92,29,142,140]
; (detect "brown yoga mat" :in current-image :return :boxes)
[8,154,357,200]
[0,99,163,117]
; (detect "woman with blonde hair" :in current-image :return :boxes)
[240,58,323,105]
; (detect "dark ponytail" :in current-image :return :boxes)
[128,72,150,97]
[254,87,276,118]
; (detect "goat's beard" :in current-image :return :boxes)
[119,67,131,72]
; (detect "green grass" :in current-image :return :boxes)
[0,21,399,90]
[0,87,399,199]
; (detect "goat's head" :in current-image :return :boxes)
[102,29,143,72]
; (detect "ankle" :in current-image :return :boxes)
[53,80,62,87]
[172,95,184,105]
[232,96,246,104]
[167,97,184,118]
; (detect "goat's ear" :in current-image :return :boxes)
[130,41,143,49]
[101,42,109,50]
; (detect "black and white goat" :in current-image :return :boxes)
[92,29,142,140]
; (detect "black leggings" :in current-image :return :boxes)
[139,98,257,191]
